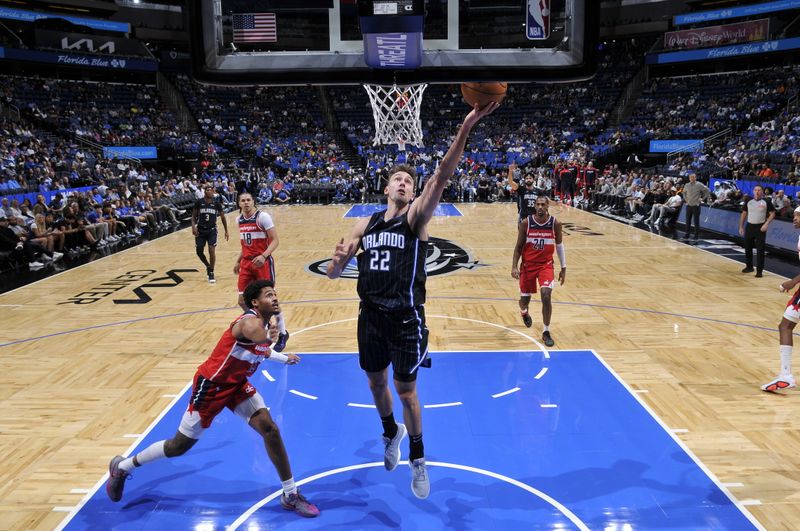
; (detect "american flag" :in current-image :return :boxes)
[233,13,277,43]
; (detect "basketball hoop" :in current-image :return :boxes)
[363,83,428,147]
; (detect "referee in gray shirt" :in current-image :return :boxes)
[738,185,776,277]
[683,173,711,239]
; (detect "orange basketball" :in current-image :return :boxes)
[461,82,507,108]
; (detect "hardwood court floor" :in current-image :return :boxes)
[0,202,796,530]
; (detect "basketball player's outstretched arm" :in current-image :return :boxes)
[408,102,499,234]
[327,217,369,279]
[508,163,518,192]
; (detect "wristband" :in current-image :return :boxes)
[268,351,289,364]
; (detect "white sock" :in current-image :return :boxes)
[120,440,167,472]
[275,312,287,334]
[780,345,793,376]
[543,325,550,332]
[118,457,136,473]
[281,477,297,496]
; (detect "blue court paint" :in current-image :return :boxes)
[62,350,759,530]
[345,203,462,218]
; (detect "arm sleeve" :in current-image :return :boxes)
[556,243,566,268]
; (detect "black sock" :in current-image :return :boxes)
[409,433,424,461]
[381,413,397,439]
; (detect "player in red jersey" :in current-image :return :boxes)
[234,192,289,351]
[105,280,319,518]
[511,196,566,347]
[763,206,800,392]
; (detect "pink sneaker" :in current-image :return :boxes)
[761,374,796,392]
[280,490,320,518]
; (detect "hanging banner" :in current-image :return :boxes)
[360,10,424,69]
[665,19,769,50]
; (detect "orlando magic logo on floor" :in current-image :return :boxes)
[306,237,486,279]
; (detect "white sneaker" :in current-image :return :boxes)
[409,457,430,499]
[52,252,64,261]
[28,261,44,269]
[761,374,796,392]
[383,423,407,471]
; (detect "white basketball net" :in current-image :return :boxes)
[363,83,428,147]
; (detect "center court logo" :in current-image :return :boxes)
[306,237,485,279]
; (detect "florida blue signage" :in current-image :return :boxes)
[646,37,800,65]
[103,146,158,160]
[649,139,703,153]
[0,47,157,71]
[674,0,800,26]
[0,6,130,33]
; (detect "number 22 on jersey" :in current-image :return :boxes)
[369,250,390,271]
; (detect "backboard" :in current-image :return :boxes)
[189,0,598,85]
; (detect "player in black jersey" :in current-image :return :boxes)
[192,184,229,283]
[508,162,538,220]
[327,102,498,500]
[516,171,539,221]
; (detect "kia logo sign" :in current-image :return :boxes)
[61,37,115,54]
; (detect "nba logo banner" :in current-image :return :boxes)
[527,0,551,40]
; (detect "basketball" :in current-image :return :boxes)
[461,82,508,108]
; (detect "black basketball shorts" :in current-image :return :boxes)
[357,302,430,382]
[195,227,218,248]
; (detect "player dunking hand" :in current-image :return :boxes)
[327,102,498,500]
